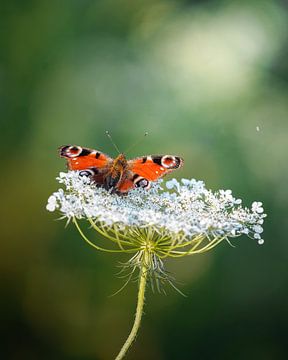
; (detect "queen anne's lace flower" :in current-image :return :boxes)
[47,171,266,264]
[47,171,266,359]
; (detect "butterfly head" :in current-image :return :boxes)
[113,153,128,170]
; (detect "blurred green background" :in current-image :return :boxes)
[1,0,288,359]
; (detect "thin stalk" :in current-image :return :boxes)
[115,251,149,360]
[73,218,138,253]
[87,218,134,247]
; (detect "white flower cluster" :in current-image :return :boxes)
[47,171,266,244]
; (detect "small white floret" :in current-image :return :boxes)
[46,195,57,212]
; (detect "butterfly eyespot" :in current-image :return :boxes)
[79,168,98,177]
[134,176,150,189]
[79,170,94,177]
[65,146,83,157]
[70,146,80,152]
[161,155,181,169]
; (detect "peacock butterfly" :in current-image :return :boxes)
[59,145,184,194]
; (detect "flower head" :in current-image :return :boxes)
[47,171,266,289]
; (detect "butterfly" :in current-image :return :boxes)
[59,145,184,194]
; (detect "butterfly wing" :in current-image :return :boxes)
[129,155,184,180]
[117,155,184,193]
[59,145,113,185]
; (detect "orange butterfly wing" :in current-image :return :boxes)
[59,145,114,186]
[117,179,135,193]
[117,155,184,193]
[128,155,183,180]
[59,145,112,170]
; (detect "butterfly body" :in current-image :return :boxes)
[59,145,183,194]
[104,153,128,190]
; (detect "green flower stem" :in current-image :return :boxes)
[115,251,149,360]
[73,218,138,253]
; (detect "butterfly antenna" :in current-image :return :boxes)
[105,130,121,154]
[124,132,149,155]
